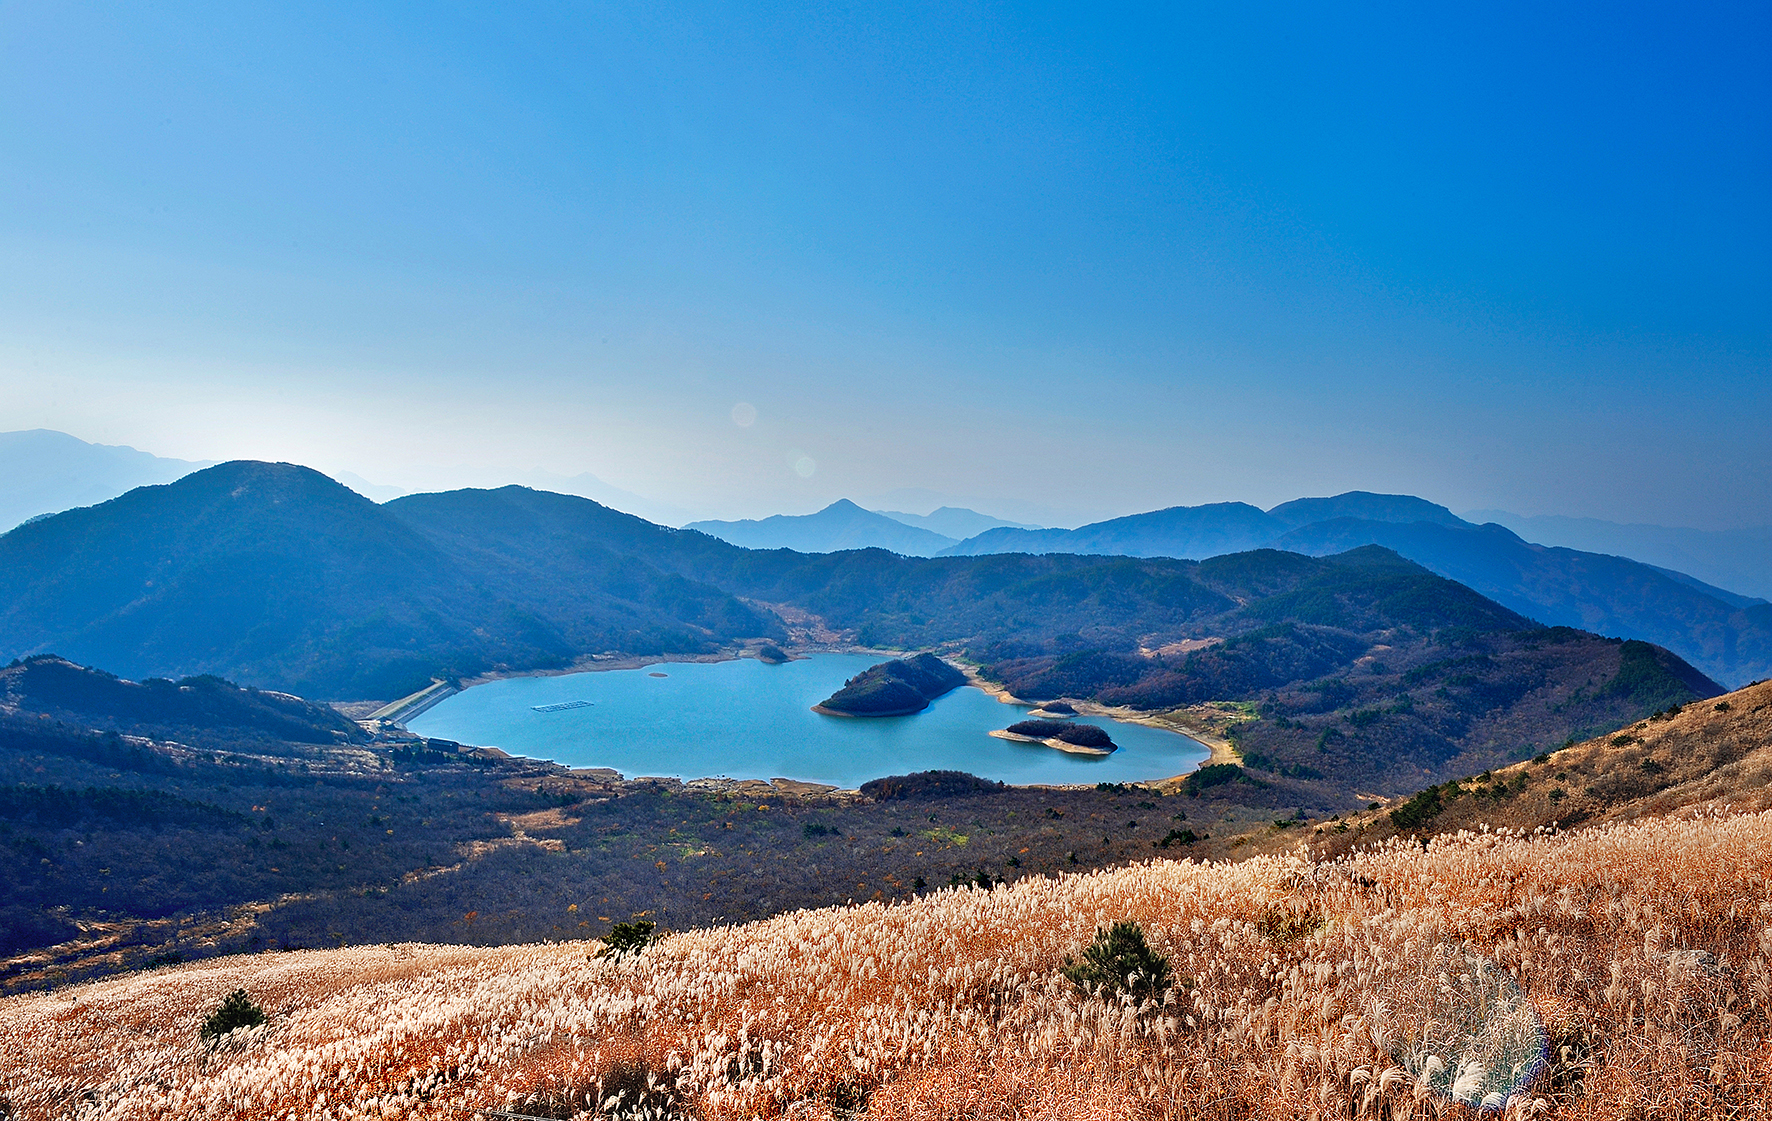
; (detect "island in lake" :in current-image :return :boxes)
[812,653,967,716]
[991,717,1117,755]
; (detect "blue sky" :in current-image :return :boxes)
[1,1,1767,526]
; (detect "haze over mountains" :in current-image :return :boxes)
[686,500,1034,555]
[2,439,1766,687]
[0,430,405,527]
[686,500,962,556]
[1466,509,1772,602]
[695,490,1771,688]
[0,430,211,532]
[0,461,1727,790]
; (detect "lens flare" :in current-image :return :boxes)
[1374,942,1546,1110]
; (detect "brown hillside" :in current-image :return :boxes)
[1303,679,1772,858]
[1,806,1768,1119]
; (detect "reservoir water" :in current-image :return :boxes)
[408,653,1209,789]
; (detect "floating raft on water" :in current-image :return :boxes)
[531,700,594,713]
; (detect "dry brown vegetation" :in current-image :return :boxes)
[3,682,1767,1119]
[1302,679,1772,857]
[3,795,1769,1119]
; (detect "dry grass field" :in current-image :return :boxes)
[3,789,1769,1120]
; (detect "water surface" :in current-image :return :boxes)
[410,654,1208,788]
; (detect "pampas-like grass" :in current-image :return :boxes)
[2,810,1768,1119]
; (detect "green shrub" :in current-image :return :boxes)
[200,989,267,1039]
[1061,920,1171,1001]
[1181,763,1263,797]
[1388,786,1445,830]
[599,919,657,959]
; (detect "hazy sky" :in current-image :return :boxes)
[2,1,1767,527]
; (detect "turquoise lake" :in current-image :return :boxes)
[408,654,1209,788]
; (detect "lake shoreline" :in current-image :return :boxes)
[434,645,1211,791]
[954,659,1232,778]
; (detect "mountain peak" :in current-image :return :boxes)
[1266,491,1464,530]
[0,428,210,532]
[685,501,957,556]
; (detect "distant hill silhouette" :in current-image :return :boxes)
[0,429,209,532]
[942,502,1285,560]
[0,655,363,745]
[687,499,959,556]
[0,463,776,698]
[876,506,1041,539]
[1265,492,1466,529]
[0,462,1728,797]
[1467,509,1772,602]
[932,491,1769,687]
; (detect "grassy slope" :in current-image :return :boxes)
[1315,678,1772,852]
[1,795,1767,1118]
[2,684,1768,1118]
[0,655,1740,988]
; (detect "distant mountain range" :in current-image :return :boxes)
[2,457,1764,691]
[0,461,1722,793]
[874,506,1040,540]
[700,490,1766,688]
[1466,510,1772,602]
[686,500,1035,556]
[929,493,1771,688]
[0,430,211,531]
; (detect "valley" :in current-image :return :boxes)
[6,5,1763,1115]
[0,463,1762,1120]
[4,681,1769,1120]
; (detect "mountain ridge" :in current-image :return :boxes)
[686,499,960,556]
[1467,508,1772,601]
[0,429,211,532]
[0,463,775,697]
[0,460,1727,785]
[927,493,1769,687]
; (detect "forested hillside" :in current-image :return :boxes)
[0,463,777,697]
[0,466,1722,789]
[938,491,1770,686]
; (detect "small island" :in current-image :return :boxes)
[755,644,790,664]
[813,653,967,716]
[1029,699,1077,716]
[990,717,1117,755]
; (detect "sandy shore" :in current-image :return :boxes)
[987,729,1113,756]
[956,660,1228,780]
